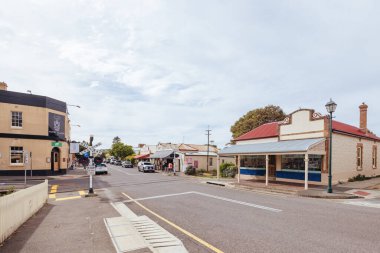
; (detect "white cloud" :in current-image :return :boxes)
[1,0,380,148]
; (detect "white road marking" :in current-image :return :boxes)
[344,201,380,209]
[124,191,282,213]
[124,192,193,203]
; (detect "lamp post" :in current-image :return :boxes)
[66,104,81,115]
[325,98,337,193]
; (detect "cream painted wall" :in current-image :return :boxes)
[332,133,379,182]
[184,155,217,170]
[0,138,69,171]
[280,110,324,141]
[235,137,278,145]
[0,103,69,139]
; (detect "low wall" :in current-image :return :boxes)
[0,180,48,244]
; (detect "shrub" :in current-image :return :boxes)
[211,169,217,176]
[348,174,370,182]
[220,162,237,178]
[185,166,196,175]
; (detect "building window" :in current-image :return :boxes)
[11,111,23,127]
[357,145,363,169]
[10,146,23,164]
[281,154,323,172]
[240,155,266,169]
[373,146,378,169]
[209,158,213,166]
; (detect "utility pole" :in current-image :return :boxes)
[205,126,211,172]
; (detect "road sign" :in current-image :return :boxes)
[87,166,95,175]
[51,142,62,147]
[24,152,29,164]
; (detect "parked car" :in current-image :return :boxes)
[95,163,108,175]
[115,160,122,166]
[138,162,155,173]
[122,161,133,168]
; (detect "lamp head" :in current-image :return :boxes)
[325,98,337,114]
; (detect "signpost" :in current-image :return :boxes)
[51,142,62,147]
[80,137,102,195]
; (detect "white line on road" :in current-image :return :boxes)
[124,191,282,213]
[124,192,193,203]
[344,201,380,209]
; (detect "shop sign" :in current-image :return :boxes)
[51,142,63,147]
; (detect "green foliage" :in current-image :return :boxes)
[112,136,121,144]
[348,174,371,182]
[230,105,286,139]
[220,162,237,178]
[185,166,196,175]
[110,141,134,160]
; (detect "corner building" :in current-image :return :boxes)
[0,82,70,175]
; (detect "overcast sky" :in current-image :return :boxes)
[1,0,379,148]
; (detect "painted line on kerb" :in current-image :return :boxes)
[122,192,224,253]
[56,196,82,202]
[50,184,58,193]
[124,191,282,213]
[78,190,86,196]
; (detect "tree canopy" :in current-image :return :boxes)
[230,105,286,139]
[109,138,134,160]
[112,136,121,144]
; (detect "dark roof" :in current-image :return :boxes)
[234,122,279,141]
[0,90,67,113]
[333,120,380,141]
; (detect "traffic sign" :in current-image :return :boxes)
[87,166,96,175]
[51,142,62,147]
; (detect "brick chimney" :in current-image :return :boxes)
[0,82,7,91]
[359,103,368,133]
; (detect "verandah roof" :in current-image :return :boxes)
[219,138,325,155]
[150,150,174,159]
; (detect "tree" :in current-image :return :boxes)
[110,142,134,160]
[230,105,286,139]
[112,136,121,144]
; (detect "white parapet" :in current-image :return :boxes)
[0,180,48,244]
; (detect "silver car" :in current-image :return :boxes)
[138,162,155,173]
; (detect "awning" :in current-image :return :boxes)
[220,138,325,155]
[150,150,174,159]
[134,154,150,159]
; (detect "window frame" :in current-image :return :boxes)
[373,145,377,169]
[356,144,363,170]
[10,146,24,165]
[11,111,23,128]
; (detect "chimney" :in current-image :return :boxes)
[0,82,7,91]
[359,103,368,133]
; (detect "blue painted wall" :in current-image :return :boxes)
[276,171,321,182]
[240,169,266,176]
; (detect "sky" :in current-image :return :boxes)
[1,0,380,149]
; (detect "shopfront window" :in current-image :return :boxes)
[282,154,323,172]
[10,146,23,164]
[240,155,265,169]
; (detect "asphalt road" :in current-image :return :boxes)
[61,165,380,253]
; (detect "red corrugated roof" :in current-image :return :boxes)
[332,120,380,141]
[234,122,279,141]
[234,119,380,142]
[134,154,150,159]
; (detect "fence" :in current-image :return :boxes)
[0,180,48,244]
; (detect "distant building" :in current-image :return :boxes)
[220,104,379,188]
[0,82,71,175]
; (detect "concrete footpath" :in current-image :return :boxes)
[0,176,118,253]
[205,176,380,199]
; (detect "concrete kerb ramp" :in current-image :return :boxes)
[105,202,188,253]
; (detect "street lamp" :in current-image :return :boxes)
[71,124,81,127]
[66,104,81,115]
[325,98,337,193]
